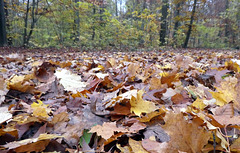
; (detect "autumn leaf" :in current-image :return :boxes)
[7,74,36,93]
[0,107,12,124]
[3,133,62,152]
[162,111,211,153]
[0,76,8,105]
[128,138,148,153]
[137,107,166,122]
[142,139,169,153]
[231,137,240,152]
[31,100,50,119]
[55,69,88,93]
[192,98,206,110]
[130,90,157,116]
[210,77,238,106]
[89,122,128,140]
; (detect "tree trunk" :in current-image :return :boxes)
[74,0,80,43]
[0,0,7,47]
[26,0,38,46]
[183,0,197,48]
[115,0,118,17]
[224,0,229,46]
[159,0,169,46]
[23,0,30,47]
[139,0,147,46]
[173,0,183,44]
[92,4,96,41]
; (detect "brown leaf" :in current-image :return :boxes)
[128,138,148,153]
[162,111,211,153]
[51,112,69,124]
[142,139,168,153]
[89,122,128,140]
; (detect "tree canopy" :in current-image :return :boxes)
[1,0,240,49]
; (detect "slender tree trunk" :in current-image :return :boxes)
[74,0,80,43]
[0,0,7,47]
[99,0,105,44]
[224,0,229,46]
[115,0,118,17]
[4,0,11,46]
[173,0,182,44]
[159,0,169,46]
[139,0,147,46]
[92,4,96,41]
[183,0,197,48]
[26,0,38,46]
[23,0,30,47]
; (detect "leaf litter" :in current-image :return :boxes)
[0,48,240,152]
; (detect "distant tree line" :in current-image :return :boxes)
[0,0,239,49]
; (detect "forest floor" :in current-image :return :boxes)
[0,47,240,152]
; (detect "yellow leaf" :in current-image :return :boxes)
[159,71,169,77]
[129,138,148,153]
[192,98,206,110]
[7,74,35,93]
[210,77,238,106]
[31,100,49,119]
[130,90,157,116]
[97,64,105,71]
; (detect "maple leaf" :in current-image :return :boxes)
[130,90,157,116]
[162,111,211,153]
[89,122,128,140]
[7,74,36,93]
[210,77,239,106]
[31,100,50,119]
[55,69,88,93]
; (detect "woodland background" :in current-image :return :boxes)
[0,0,240,50]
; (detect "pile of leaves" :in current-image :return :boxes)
[1,48,240,152]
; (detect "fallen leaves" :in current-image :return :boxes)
[162,112,211,153]
[1,49,240,152]
[3,133,62,152]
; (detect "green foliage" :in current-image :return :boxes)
[4,0,240,49]
[79,129,93,148]
[196,23,226,48]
